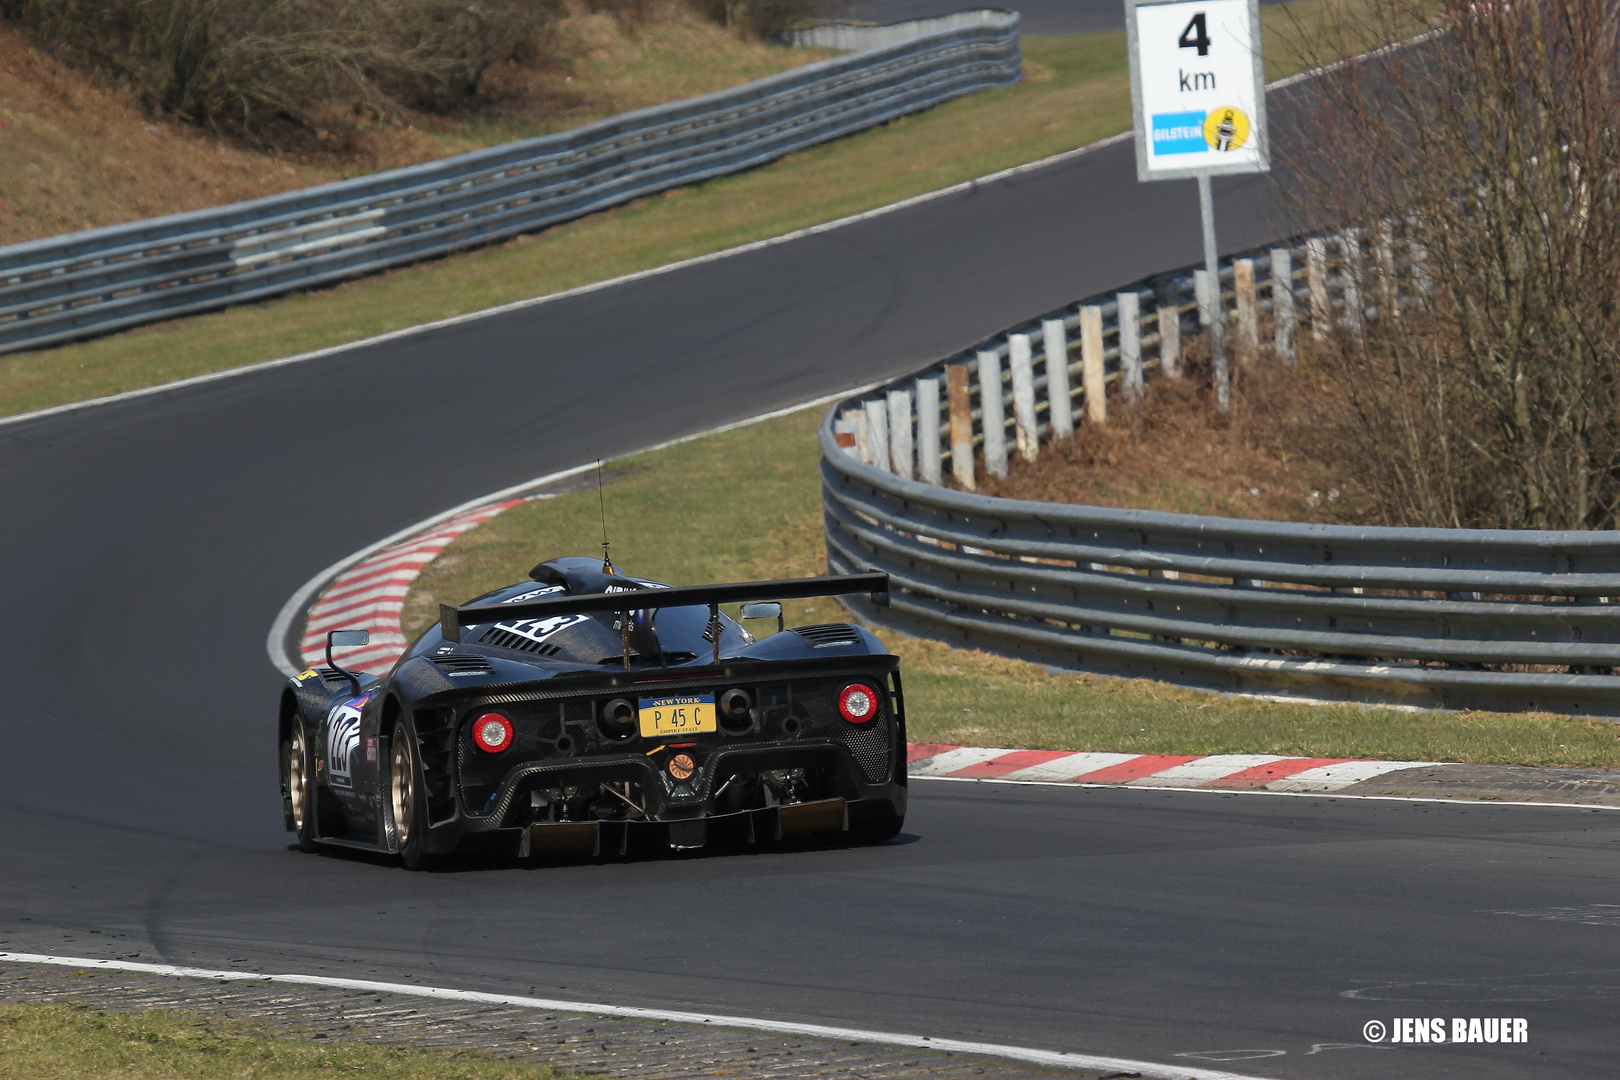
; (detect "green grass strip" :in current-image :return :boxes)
[405,405,1620,769]
[0,1001,577,1080]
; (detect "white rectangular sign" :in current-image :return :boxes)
[1127,0,1268,181]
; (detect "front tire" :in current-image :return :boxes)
[390,722,436,871]
[283,718,318,853]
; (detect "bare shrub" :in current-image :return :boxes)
[1278,0,1620,529]
[0,0,559,141]
[685,0,831,41]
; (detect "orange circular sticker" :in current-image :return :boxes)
[668,753,696,781]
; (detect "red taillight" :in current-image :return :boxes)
[837,683,878,723]
[471,713,513,753]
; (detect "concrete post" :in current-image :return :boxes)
[1042,318,1074,440]
[1270,247,1295,365]
[978,349,1009,479]
[1306,236,1328,341]
[886,389,913,480]
[1008,333,1039,463]
[863,398,890,473]
[915,376,941,485]
[1117,291,1143,404]
[1080,305,1106,426]
[1156,279,1181,378]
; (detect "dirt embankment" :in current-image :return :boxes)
[0,3,829,247]
[974,354,1373,524]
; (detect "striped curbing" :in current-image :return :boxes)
[298,499,524,675]
[907,744,1447,792]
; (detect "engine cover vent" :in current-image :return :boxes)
[429,654,496,676]
[791,623,860,647]
[478,625,564,657]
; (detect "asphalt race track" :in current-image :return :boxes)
[2,93,1616,1079]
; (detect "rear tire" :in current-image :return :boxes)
[283,718,318,853]
[391,722,437,871]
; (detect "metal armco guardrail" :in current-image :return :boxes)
[821,232,1620,717]
[0,10,1019,355]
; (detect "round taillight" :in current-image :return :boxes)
[471,712,513,753]
[837,683,878,724]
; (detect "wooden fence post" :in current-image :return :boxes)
[1156,279,1181,378]
[1117,291,1143,404]
[1008,333,1039,463]
[1306,237,1329,341]
[1041,318,1074,440]
[1270,247,1295,365]
[863,398,890,473]
[978,349,1009,478]
[915,376,941,485]
[1234,258,1258,361]
[946,363,975,491]
[1080,305,1106,426]
[886,389,913,480]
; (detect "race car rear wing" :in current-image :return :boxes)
[439,572,890,662]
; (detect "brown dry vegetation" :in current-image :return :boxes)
[975,349,1375,523]
[0,3,830,245]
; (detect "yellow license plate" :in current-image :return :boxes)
[638,695,717,738]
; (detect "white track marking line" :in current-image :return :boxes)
[0,953,1269,1080]
[1126,755,1287,787]
[1268,760,1446,792]
[910,773,1620,811]
[1003,752,1140,781]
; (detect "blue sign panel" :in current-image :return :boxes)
[1151,111,1207,156]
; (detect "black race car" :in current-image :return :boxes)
[279,557,906,868]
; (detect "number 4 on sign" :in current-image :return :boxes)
[1179,12,1211,56]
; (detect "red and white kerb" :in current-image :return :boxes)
[837,683,878,724]
[471,712,514,753]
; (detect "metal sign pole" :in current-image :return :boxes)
[1197,172,1228,411]
[1126,0,1267,415]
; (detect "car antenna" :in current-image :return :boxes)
[597,458,615,576]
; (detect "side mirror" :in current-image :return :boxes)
[739,601,784,634]
[325,629,371,696]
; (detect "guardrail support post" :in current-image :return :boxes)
[1009,333,1039,463]
[1306,237,1329,341]
[916,376,942,486]
[1194,269,1213,328]
[1042,318,1074,440]
[1156,280,1181,379]
[1117,291,1143,405]
[1234,259,1258,363]
[887,389,914,480]
[1080,305,1106,427]
[863,398,890,472]
[1270,247,1295,366]
[978,350,1009,479]
[947,364,976,491]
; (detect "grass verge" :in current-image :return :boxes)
[403,404,1620,769]
[0,1001,575,1080]
[2,0,1372,420]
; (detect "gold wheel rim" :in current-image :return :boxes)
[391,736,414,847]
[288,726,308,833]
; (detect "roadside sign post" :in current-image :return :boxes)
[1126,0,1268,412]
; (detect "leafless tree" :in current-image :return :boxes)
[1278,0,1620,529]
